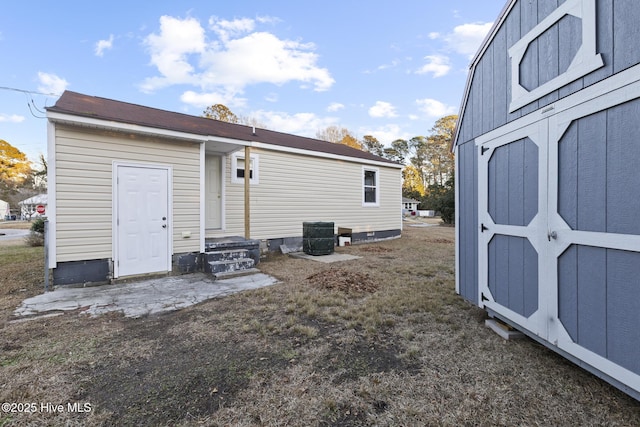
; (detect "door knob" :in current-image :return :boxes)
[162,224,167,229]
[162,217,167,221]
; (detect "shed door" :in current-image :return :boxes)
[548,94,640,389]
[479,87,640,394]
[478,120,550,339]
[116,165,170,277]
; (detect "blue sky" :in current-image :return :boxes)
[1,1,505,163]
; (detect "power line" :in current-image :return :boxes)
[0,85,59,97]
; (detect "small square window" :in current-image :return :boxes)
[231,152,259,184]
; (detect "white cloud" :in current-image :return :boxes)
[416,98,457,118]
[432,22,493,58]
[416,54,451,78]
[0,113,25,123]
[251,110,337,137]
[95,34,114,57]
[141,15,334,100]
[368,101,398,118]
[141,16,206,92]
[180,90,246,109]
[37,72,69,95]
[327,102,344,112]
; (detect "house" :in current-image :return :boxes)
[402,197,420,214]
[453,0,640,400]
[0,199,9,219]
[19,193,47,219]
[45,91,402,285]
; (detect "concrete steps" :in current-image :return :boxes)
[204,237,260,279]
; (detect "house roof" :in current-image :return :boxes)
[19,194,47,205]
[47,91,400,166]
[402,197,420,204]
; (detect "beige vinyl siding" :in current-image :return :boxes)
[214,148,401,240]
[55,125,200,263]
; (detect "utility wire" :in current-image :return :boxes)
[0,85,59,97]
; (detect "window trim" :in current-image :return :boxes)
[231,152,259,185]
[362,166,380,207]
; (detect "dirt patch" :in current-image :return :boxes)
[307,269,378,294]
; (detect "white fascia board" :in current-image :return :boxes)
[46,111,250,148]
[249,140,404,169]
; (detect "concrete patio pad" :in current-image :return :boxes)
[13,272,278,319]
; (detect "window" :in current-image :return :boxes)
[363,167,379,207]
[231,152,259,184]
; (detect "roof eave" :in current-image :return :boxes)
[452,0,518,152]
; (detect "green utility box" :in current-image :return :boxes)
[303,222,335,256]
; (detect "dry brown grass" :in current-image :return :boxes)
[0,226,639,426]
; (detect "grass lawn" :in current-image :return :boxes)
[0,224,639,426]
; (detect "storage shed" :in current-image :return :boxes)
[453,0,640,400]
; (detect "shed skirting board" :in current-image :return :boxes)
[52,259,111,286]
[487,309,640,402]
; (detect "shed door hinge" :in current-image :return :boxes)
[481,146,490,155]
[480,223,488,232]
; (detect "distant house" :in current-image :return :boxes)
[45,91,402,285]
[0,199,10,219]
[19,194,47,219]
[453,0,640,400]
[402,197,419,214]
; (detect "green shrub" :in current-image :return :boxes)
[31,218,45,234]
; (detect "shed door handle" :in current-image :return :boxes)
[547,230,557,241]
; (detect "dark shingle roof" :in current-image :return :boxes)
[47,91,399,166]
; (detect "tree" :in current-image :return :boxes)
[423,176,455,224]
[0,139,31,186]
[361,135,385,157]
[202,104,240,123]
[316,126,362,150]
[425,115,456,186]
[402,164,425,198]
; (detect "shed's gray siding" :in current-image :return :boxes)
[459,0,640,140]
[456,140,478,303]
[455,0,640,399]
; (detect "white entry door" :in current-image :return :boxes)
[116,164,170,277]
[205,155,222,229]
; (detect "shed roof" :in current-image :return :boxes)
[47,91,399,166]
[452,0,516,150]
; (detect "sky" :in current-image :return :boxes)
[0,0,506,163]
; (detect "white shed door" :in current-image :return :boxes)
[116,165,170,277]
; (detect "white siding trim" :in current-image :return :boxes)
[199,143,205,253]
[112,161,173,278]
[508,0,603,112]
[454,147,460,295]
[46,120,57,269]
[250,140,403,169]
